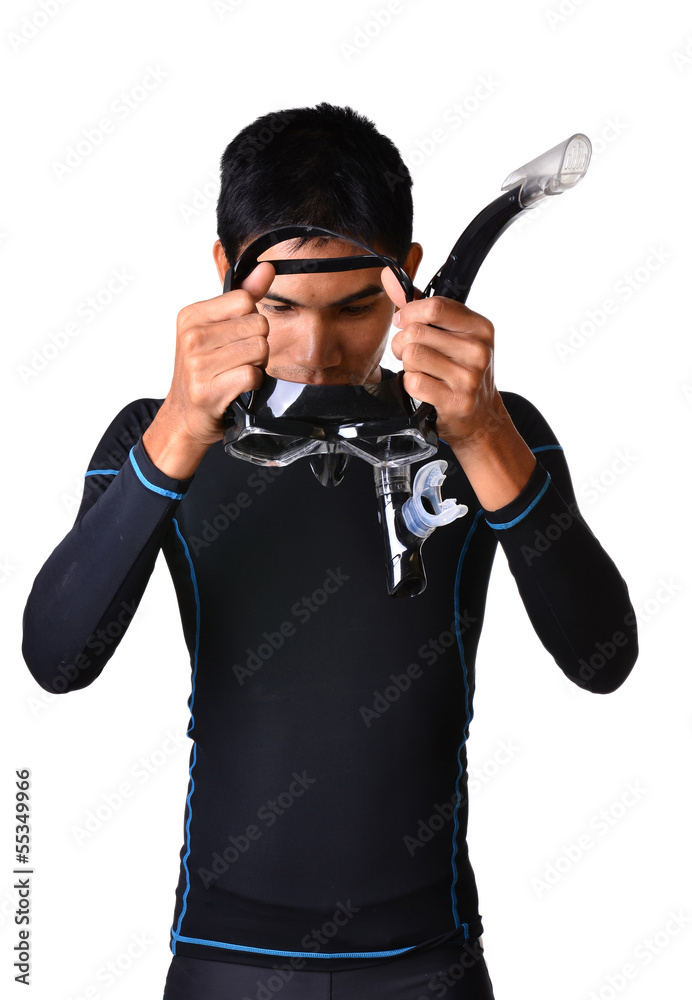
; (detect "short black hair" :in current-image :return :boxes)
[216,103,413,267]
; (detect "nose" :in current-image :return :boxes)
[291,314,342,376]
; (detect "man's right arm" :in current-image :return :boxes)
[21,262,276,694]
[21,398,193,694]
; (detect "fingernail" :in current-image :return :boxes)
[392,311,401,327]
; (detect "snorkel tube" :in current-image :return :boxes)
[379,132,592,596]
[423,133,591,302]
[222,134,592,597]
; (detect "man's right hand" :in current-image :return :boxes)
[141,262,275,480]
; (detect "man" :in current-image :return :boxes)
[22,103,638,999]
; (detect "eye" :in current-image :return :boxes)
[340,304,372,316]
[260,302,374,316]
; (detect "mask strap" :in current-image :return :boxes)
[262,256,384,275]
[222,225,414,302]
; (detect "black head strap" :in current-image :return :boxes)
[223,225,414,301]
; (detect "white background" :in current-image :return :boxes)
[2,0,691,997]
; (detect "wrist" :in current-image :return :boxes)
[142,402,212,479]
[449,405,537,511]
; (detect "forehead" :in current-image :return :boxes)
[256,236,381,260]
[256,237,387,302]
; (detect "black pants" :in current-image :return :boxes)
[161,939,495,999]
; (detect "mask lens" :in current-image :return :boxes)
[228,428,323,466]
[340,430,438,467]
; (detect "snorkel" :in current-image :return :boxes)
[222,134,592,597]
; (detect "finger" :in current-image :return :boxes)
[396,296,492,336]
[183,362,264,423]
[402,369,454,409]
[183,312,269,353]
[381,266,407,311]
[381,266,423,313]
[182,263,276,326]
[210,363,265,416]
[182,329,269,403]
[402,344,460,388]
[239,260,276,303]
[395,326,492,371]
[198,329,270,376]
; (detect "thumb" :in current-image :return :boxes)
[238,260,276,303]
[381,265,422,311]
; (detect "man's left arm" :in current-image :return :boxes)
[387,286,638,694]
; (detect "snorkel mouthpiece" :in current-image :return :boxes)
[402,461,468,538]
[376,461,469,598]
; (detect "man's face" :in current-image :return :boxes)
[214,236,423,385]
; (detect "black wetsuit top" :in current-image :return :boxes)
[22,373,638,971]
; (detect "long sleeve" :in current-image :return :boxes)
[21,398,193,694]
[483,391,638,694]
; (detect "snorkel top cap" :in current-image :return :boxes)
[502,133,592,207]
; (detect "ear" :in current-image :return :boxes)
[213,240,230,285]
[403,241,423,283]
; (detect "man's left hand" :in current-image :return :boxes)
[381,268,508,452]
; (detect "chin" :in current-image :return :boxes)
[267,368,365,386]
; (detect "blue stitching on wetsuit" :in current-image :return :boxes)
[129,446,185,500]
[170,933,416,959]
[84,468,120,477]
[483,442,561,528]
[449,508,484,928]
[449,443,560,920]
[484,470,551,531]
[171,518,202,954]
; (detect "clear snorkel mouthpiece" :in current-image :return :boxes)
[401,461,468,539]
[374,460,467,598]
[501,133,592,208]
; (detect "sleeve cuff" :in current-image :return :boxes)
[482,460,551,530]
[128,439,193,501]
